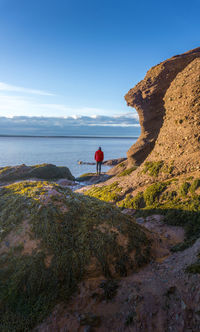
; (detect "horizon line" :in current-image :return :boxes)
[0,134,139,139]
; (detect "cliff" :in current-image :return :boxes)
[125,47,200,170]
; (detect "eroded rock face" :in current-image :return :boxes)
[125,47,200,167]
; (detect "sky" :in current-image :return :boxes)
[0,0,199,134]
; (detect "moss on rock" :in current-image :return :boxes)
[118,192,144,209]
[84,182,123,202]
[115,177,200,252]
[142,160,174,177]
[179,181,190,197]
[142,161,164,177]
[190,179,200,194]
[0,181,151,331]
[118,166,137,177]
[186,259,200,274]
[143,182,167,206]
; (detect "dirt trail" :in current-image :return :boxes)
[35,219,200,332]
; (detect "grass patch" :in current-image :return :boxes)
[117,178,200,251]
[118,192,144,209]
[143,182,167,206]
[190,179,200,194]
[118,167,137,177]
[186,252,200,273]
[84,182,123,202]
[118,162,125,168]
[142,161,164,177]
[179,182,190,197]
[76,173,96,181]
[77,173,95,178]
[186,259,200,274]
[142,160,174,177]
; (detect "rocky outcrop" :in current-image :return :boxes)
[78,157,127,166]
[125,47,200,168]
[0,163,74,182]
[0,181,151,331]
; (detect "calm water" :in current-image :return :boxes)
[0,136,137,177]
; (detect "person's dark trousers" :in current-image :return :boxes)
[96,161,102,175]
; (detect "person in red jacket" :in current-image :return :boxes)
[94,147,104,175]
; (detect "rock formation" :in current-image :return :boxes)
[0,163,74,182]
[0,181,151,331]
[125,47,200,169]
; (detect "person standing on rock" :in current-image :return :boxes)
[94,147,104,175]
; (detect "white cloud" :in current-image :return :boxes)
[0,94,137,118]
[0,114,139,127]
[0,114,140,136]
[0,82,54,96]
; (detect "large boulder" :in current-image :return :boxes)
[0,181,151,331]
[0,163,74,182]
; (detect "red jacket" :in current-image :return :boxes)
[95,150,104,162]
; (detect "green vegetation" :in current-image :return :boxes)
[190,179,200,194]
[118,166,137,177]
[186,257,200,274]
[117,177,200,252]
[142,161,164,177]
[76,173,96,181]
[162,160,174,174]
[118,162,125,168]
[142,160,174,177]
[143,182,167,206]
[0,181,151,331]
[84,182,123,202]
[77,172,95,178]
[0,166,11,175]
[118,192,144,209]
[179,181,190,197]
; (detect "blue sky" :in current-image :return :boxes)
[0,0,199,124]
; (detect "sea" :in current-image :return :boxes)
[0,136,138,178]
